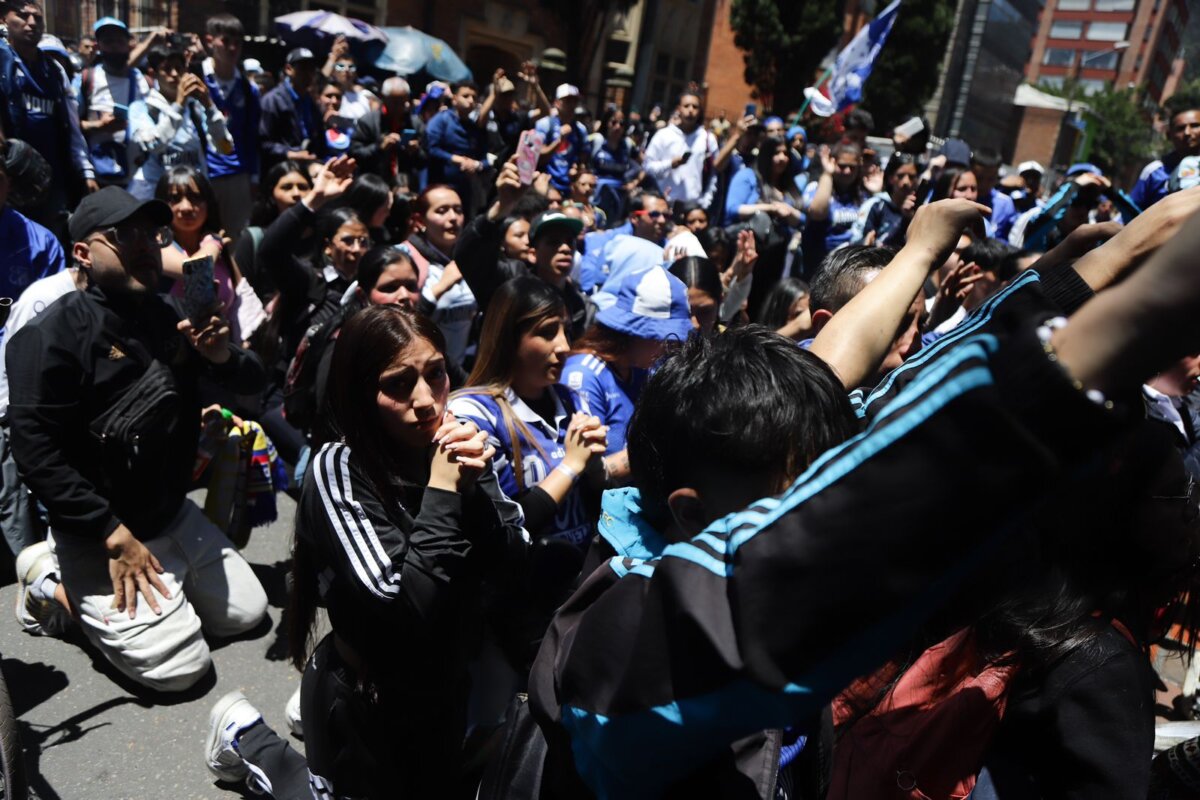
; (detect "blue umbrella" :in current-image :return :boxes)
[375,26,472,82]
[275,11,388,49]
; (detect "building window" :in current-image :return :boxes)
[1086,21,1128,40]
[1043,47,1076,65]
[1080,49,1120,68]
[1077,78,1107,94]
[1093,0,1134,9]
[1039,75,1066,90]
[1050,20,1084,38]
[1057,0,1090,8]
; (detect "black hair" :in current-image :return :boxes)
[250,160,310,227]
[668,256,722,304]
[754,135,796,194]
[678,89,702,106]
[628,192,666,214]
[341,173,391,225]
[998,248,1037,281]
[205,12,244,39]
[356,244,417,295]
[883,152,918,186]
[674,201,705,226]
[844,108,874,133]
[627,325,858,508]
[809,245,893,314]
[313,73,343,96]
[451,80,479,95]
[757,277,810,330]
[513,191,551,219]
[699,227,734,269]
[961,237,1015,274]
[832,142,862,162]
[313,206,365,264]
[1,0,41,13]
[930,166,975,202]
[970,147,1003,169]
[145,44,185,72]
[155,165,222,236]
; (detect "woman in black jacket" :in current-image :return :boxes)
[205,304,528,798]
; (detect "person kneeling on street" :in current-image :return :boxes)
[8,186,269,693]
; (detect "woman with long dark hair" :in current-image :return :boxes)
[234,160,312,299]
[590,104,642,225]
[450,277,607,547]
[757,277,812,341]
[723,135,803,227]
[156,165,265,343]
[205,304,526,799]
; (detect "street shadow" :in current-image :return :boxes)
[264,606,293,663]
[3,658,68,718]
[63,626,219,704]
[208,614,274,652]
[249,559,291,609]
[19,695,149,800]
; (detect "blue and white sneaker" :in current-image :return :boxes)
[205,691,262,784]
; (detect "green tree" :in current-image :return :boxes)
[859,0,956,132]
[1081,85,1158,174]
[729,0,842,113]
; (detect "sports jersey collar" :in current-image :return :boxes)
[506,386,568,438]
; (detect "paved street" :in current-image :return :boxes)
[0,491,306,800]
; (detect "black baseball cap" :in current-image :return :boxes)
[286,47,317,65]
[530,211,584,242]
[68,186,172,242]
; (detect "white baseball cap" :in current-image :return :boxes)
[555,83,580,101]
[1017,161,1045,176]
[243,58,264,76]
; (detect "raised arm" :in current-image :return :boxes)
[809,199,990,390]
[805,146,838,222]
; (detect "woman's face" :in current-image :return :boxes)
[953,171,979,202]
[367,258,419,309]
[273,171,310,214]
[770,143,789,176]
[503,219,533,263]
[628,336,666,371]
[514,314,570,393]
[326,220,371,277]
[375,338,449,449]
[370,191,394,229]
[572,173,596,202]
[686,287,719,333]
[166,178,208,239]
[318,85,343,116]
[421,188,464,252]
[890,164,918,197]
[685,208,708,233]
[607,113,625,138]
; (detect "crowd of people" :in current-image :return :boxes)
[4,1,1200,797]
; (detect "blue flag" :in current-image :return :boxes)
[809,0,902,116]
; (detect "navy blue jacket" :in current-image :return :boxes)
[259,80,320,170]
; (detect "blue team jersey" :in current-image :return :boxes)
[449,384,592,547]
[535,116,589,192]
[561,353,647,454]
[0,207,65,303]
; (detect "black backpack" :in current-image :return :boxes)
[282,307,347,437]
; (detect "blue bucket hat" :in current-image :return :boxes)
[595,265,692,342]
[93,16,128,35]
[787,125,806,143]
[1066,162,1102,177]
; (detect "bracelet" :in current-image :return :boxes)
[556,463,580,482]
[1037,316,1113,410]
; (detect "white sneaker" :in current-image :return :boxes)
[284,685,303,738]
[14,541,71,637]
[205,690,262,783]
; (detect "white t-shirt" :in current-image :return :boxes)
[339,89,372,122]
[81,65,150,146]
[0,269,78,415]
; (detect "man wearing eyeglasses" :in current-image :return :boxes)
[6,187,269,692]
[320,35,370,122]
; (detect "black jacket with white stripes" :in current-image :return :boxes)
[298,440,529,679]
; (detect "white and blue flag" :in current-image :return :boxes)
[806,0,901,117]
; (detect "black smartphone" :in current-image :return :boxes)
[181,255,217,323]
[744,103,756,117]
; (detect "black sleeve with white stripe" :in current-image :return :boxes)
[307,443,472,623]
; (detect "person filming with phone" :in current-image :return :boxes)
[6,186,269,692]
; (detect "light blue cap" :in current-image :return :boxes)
[93,16,128,34]
[595,265,693,342]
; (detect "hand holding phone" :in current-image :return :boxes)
[516,129,544,186]
[181,255,218,323]
[744,103,757,117]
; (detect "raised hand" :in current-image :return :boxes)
[305,155,357,210]
[904,199,990,268]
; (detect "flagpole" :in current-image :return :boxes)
[794,65,833,124]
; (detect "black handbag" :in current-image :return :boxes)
[89,359,180,455]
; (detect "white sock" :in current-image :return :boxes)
[30,569,60,604]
